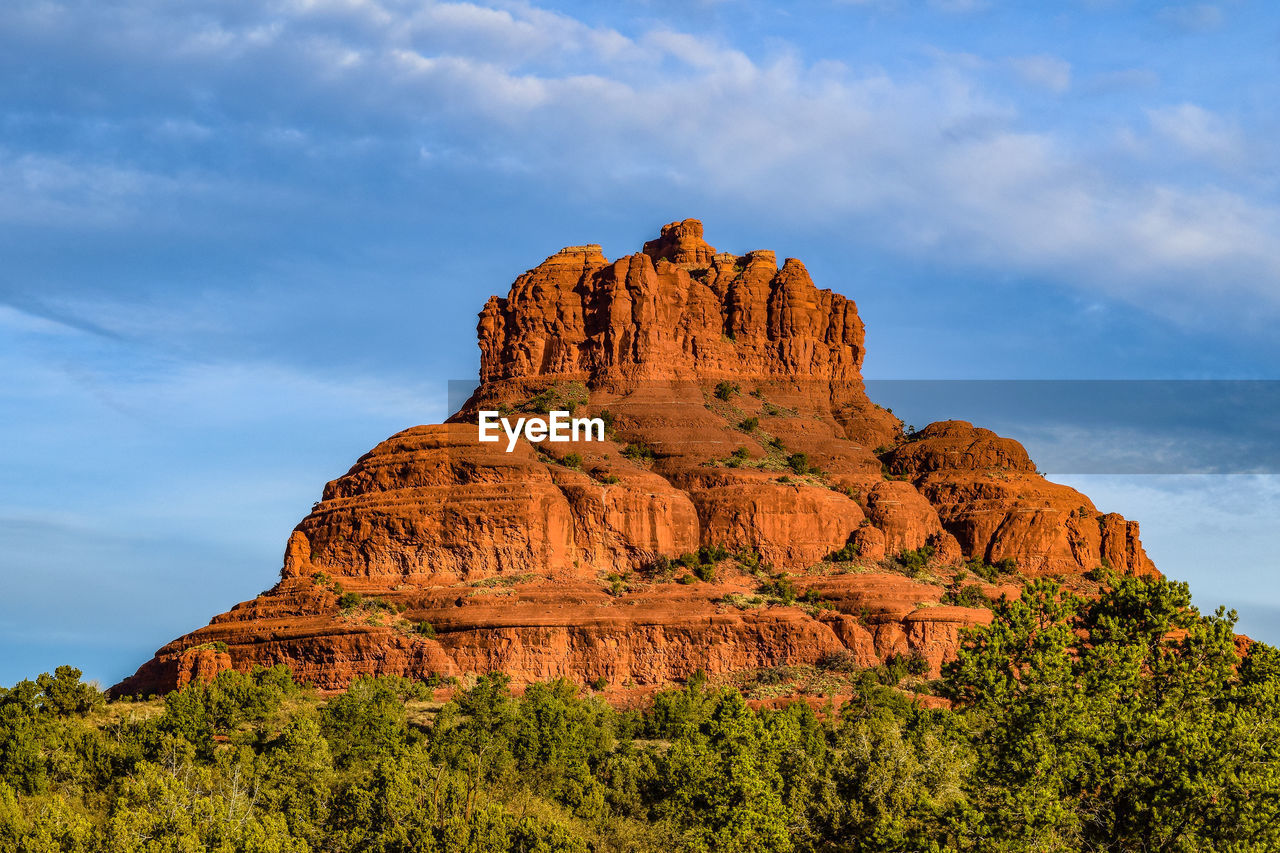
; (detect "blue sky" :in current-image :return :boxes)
[1,0,1277,687]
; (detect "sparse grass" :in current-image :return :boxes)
[524,381,588,415]
[706,435,800,475]
[882,545,937,581]
[731,655,930,702]
[470,573,537,588]
[817,650,859,673]
[758,575,797,605]
[964,556,1018,583]
[644,546,766,584]
[880,460,908,481]
[718,593,766,610]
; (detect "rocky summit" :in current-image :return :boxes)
[114,219,1157,698]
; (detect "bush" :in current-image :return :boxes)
[562,453,582,470]
[598,409,617,436]
[893,545,935,578]
[646,555,675,578]
[787,452,818,475]
[759,576,797,605]
[818,651,859,673]
[1083,565,1112,583]
[676,545,729,571]
[730,446,751,462]
[826,535,860,562]
[739,416,759,432]
[412,621,436,638]
[965,556,1017,582]
[877,652,929,684]
[527,382,588,414]
[621,442,655,463]
[360,596,399,613]
[338,592,363,611]
[754,666,790,685]
[942,583,992,608]
[714,381,740,400]
[598,473,621,484]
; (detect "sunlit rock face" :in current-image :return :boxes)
[113,220,1155,698]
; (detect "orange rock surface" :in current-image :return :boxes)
[113,220,1157,698]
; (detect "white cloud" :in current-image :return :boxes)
[1147,102,1242,164]
[1083,67,1160,94]
[0,151,179,227]
[3,0,1279,326]
[1008,54,1072,93]
[1058,474,1280,638]
[930,0,991,12]
[1156,3,1224,33]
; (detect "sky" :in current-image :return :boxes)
[1,0,1277,687]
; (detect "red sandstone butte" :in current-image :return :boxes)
[113,219,1157,697]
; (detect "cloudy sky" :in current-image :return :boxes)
[2,0,1277,687]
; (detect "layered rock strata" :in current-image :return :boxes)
[115,220,1155,697]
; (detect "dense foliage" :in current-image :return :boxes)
[3,574,1279,851]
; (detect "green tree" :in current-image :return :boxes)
[660,690,794,852]
[806,698,971,852]
[945,574,1280,852]
[320,675,415,767]
[261,710,334,845]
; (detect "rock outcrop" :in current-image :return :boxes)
[113,220,1156,698]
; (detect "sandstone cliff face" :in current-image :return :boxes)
[114,220,1157,698]
[885,421,1157,576]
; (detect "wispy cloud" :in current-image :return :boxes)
[1146,102,1243,164]
[1008,55,1072,93]
[1156,3,1224,33]
[1,0,1276,330]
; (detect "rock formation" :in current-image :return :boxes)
[114,220,1156,697]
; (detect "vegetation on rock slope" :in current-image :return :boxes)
[3,574,1279,852]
